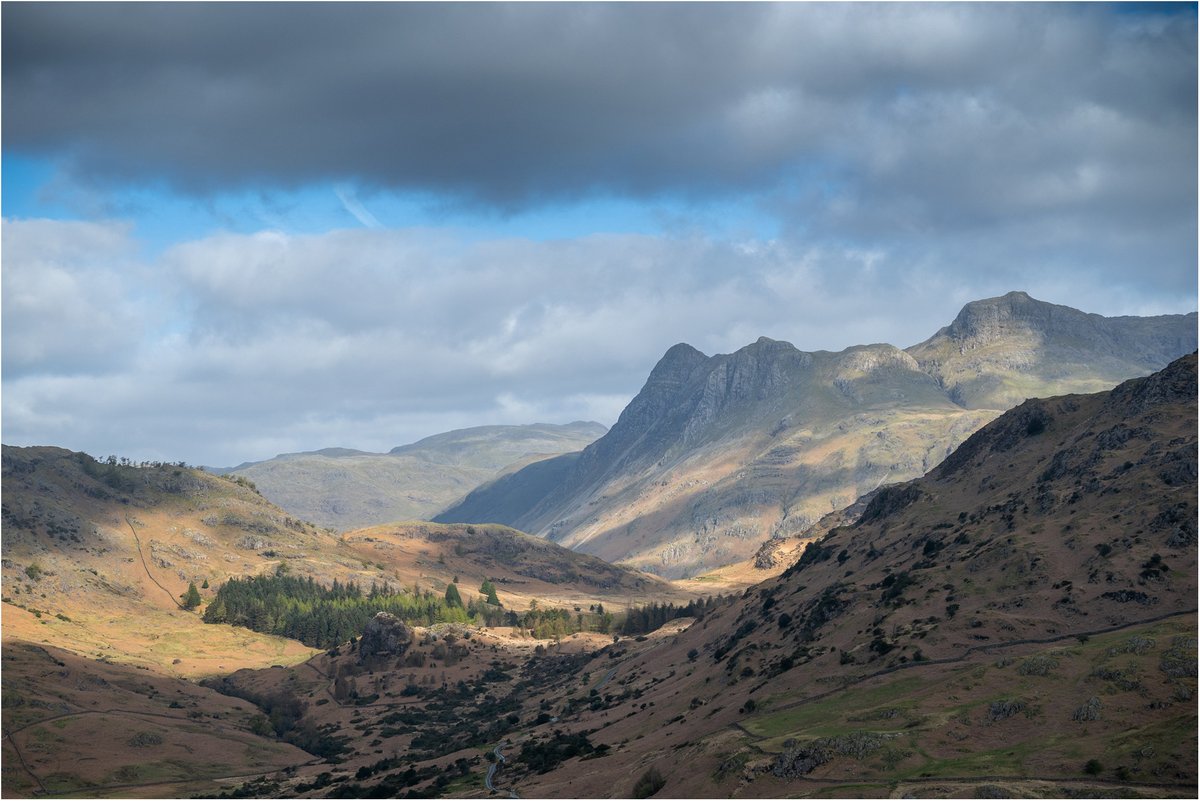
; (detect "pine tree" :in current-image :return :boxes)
[181,581,202,610]
[444,582,463,608]
[203,596,226,623]
[201,578,209,589]
[480,579,501,606]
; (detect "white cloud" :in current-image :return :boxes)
[1,219,147,376]
[3,217,1195,467]
[334,185,382,228]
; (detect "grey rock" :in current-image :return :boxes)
[358,612,413,662]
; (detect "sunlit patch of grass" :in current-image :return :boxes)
[892,733,1067,779]
[41,771,96,793]
[439,768,482,795]
[749,674,928,743]
[805,782,893,798]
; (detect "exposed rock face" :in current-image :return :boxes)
[358,612,413,661]
[440,339,989,576]
[437,294,1196,578]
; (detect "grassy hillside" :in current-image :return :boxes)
[1,447,702,798]
[340,521,689,614]
[1,446,328,677]
[1,642,315,798]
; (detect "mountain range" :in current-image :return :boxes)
[437,292,1196,577]
[207,422,606,531]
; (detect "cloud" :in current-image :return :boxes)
[2,4,1195,466]
[5,217,1193,467]
[1,219,147,377]
[5,4,1193,300]
[4,4,1194,213]
[334,185,382,228]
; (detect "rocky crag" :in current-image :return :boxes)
[438,293,1196,577]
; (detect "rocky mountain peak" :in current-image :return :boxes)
[609,344,707,432]
[941,290,1074,346]
[907,291,1196,410]
[747,335,797,352]
[643,343,709,386]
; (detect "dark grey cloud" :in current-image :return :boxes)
[4,2,1195,212]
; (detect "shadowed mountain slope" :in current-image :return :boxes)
[207,422,606,531]
[438,294,1195,577]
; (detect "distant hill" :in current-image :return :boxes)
[437,293,1196,577]
[340,521,686,613]
[207,421,606,531]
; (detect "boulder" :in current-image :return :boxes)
[358,612,413,661]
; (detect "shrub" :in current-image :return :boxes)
[987,699,1025,721]
[127,731,163,748]
[1159,636,1197,678]
[181,581,202,610]
[1084,759,1103,776]
[1072,697,1102,722]
[1017,654,1059,676]
[632,766,666,798]
[880,571,915,603]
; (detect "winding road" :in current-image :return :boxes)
[485,742,520,798]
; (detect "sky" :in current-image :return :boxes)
[3,2,1197,467]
